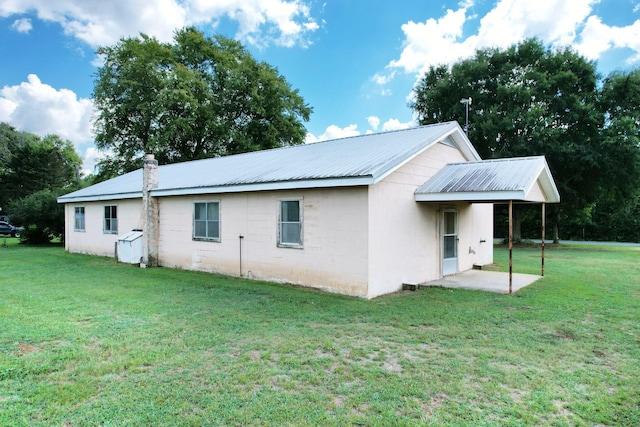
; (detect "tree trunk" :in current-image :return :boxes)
[552,212,560,243]
[512,204,522,242]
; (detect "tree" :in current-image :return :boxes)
[9,189,65,244]
[0,130,81,210]
[411,39,622,242]
[585,68,640,242]
[0,126,81,243]
[93,27,312,178]
[1,122,39,183]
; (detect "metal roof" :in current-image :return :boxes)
[59,121,480,203]
[414,156,560,203]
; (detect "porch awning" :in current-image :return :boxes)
[415,156,560,204]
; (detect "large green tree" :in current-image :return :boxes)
[0,128,81,209]
[0,125,82,242]
[411,39,639,241]
[584,69,640,241]
[93,27,312,178]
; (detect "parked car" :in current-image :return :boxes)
[0,221,22,238]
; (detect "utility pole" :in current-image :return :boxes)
[460,97,472,136]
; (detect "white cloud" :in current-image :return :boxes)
[381,118,415,132]
[10,18,32,33]
[1,0,186,46]
[367,116,380,131]
[576,16,640,62]
[475,0,595,48]
[0,74,94,148]
[372,71,396,85]
[0,0,319,48]
[384,0,640,86]
[305,124,360,143]
[388,8,474,76]
[81,147,108,175]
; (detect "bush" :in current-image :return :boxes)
[9,189,64,244]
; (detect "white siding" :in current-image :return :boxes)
[157,187,370,297]
[64,199,142,257]
[366,142,493,298]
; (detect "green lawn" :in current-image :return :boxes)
[1,240,638,426]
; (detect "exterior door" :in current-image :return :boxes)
[442,209,458,276]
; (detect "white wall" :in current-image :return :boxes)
[157,187,371,297]
[366,142,493,297]
[64,199,142,257]
[454,202,494,271]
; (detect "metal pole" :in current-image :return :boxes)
[509,200,513,294]
[460,97,472,135]
[541,203,546,277]
[465,103,469,135]
[239,235,244,277]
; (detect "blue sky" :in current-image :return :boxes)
[1,0,639,173]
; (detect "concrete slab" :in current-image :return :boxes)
[424,270,542,294]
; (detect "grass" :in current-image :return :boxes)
[0,239,638,426]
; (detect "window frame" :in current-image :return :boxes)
[193,201,221,242]
[278,199,303,248]
[74,206,85,232]
[103,205,118,234]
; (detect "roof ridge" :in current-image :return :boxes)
[156,121,458,170]
[305,121,456,145]
[444,155,545,167]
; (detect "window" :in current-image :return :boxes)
[279,200,302,247]
[194,202,220,240]
[104,205,117,234]
[74,207,85,231]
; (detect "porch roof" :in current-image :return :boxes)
[414,156,560,203]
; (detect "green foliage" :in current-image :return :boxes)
[0,128,81,208]
[587,69,640,241]
[412,39,640,242]
[9,189,65,243]
[93,27,312,179]
[1,244,638,425]
[0,125,81,243]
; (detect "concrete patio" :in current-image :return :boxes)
[423,269,542,294]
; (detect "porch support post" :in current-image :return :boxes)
[541,203,546,277]
[509,200,513,294]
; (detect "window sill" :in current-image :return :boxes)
[193,237,221,243]
[277,243,304,249]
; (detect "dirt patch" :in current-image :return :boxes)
[16,342,40,355]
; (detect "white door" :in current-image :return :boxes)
[442,209,458,276]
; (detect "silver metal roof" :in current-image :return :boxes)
[415,156,560,203]
[59,121,480,203]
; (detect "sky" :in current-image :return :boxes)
[1,0,639,174]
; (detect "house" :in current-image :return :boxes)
[57,121,559,298]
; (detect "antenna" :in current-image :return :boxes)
[460,97,472,136]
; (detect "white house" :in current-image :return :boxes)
[58,122,559,298]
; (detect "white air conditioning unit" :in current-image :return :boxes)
[117,230,143,264]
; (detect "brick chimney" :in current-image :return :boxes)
[142,154,159,267]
